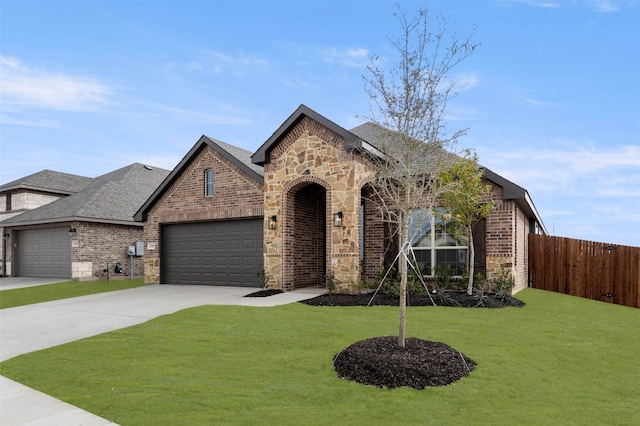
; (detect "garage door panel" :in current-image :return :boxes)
[163,219,263,286]
[17,228,71,278]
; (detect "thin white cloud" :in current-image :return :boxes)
[148,103,252,125]
[202,50,270,70]
[0,113,59,127]
[513,0,561,8]
[588,0,621,13]
[0,56,111,111]
[479,143,640,197]
[321,47,370,68]
[453,72,480,92]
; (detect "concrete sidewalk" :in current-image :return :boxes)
[0,283,326,425]
[0,277,67,290]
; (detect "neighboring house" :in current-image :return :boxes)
[136,105,546,293]
[1,164,169,280]
[0,170,94,276]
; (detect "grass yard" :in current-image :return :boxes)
[0,279,150,309]
[1,288,638,425]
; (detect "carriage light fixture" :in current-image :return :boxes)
[268,215,277,230]
[333,212,343,227]
[68,227,77,237]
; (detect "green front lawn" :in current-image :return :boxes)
[0,279,150,309]
[1,289,638,425]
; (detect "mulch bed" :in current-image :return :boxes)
[302,290,522,389]
[244,289,284,297]
[245,287,523,389]
[333,336,476,389]
[300,290,525,308]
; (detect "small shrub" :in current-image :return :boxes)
[491,265,515,297]
[433,264,457,292]
[324,271,338,292]
[257,268,272,289]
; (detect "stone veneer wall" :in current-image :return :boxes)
[263,116,375,292]
[142,144,264,283]
[72,221,144,280]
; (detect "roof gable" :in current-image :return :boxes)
[134,135,264,222]
[251,104,363,165]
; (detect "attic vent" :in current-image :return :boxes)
[143,165,153,170]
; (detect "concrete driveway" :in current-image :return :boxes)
[0,281,326,425]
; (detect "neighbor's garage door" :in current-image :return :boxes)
[162,219,263,286]
[17,228,71,278]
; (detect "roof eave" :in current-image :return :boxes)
[482,167,547,233]
[1,216,143,228]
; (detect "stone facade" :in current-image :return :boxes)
[262,116,375,292]
[142,143,264,283]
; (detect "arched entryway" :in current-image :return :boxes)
[284,182,328,289]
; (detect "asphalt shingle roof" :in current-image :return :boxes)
[0,163,170,226]
[205,136,264,177]
[0,170,93,194]
[349,122,458,171]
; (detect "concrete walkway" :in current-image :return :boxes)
[0,282,326,425]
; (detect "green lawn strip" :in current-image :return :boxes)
[1,288,638,425]
[0,279,150,309]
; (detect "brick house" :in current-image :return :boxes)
[0,164,169,280]
[136,105,546,293]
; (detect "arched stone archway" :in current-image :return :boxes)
[282,179,331,290]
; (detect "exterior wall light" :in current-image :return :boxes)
[268,215,277,230]
[68,227,77,237]
[333,211,343,227]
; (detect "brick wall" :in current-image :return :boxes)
[361,185,387,283]
[72,221,144,280]
[513,206,530,292]
[142,143,264,283]
[483,182,532,294]
[292,183,326,287]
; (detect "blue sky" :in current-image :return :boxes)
[1,0,638,246]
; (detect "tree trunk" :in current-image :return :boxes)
[398,211,408,349]
[467,225,475,295]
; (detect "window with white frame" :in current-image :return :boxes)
[205,169,214,197]
[407,209,468,276]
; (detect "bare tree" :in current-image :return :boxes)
[363,6,478,348]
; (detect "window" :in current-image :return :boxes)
[5,193,11,211]
[205,169,214,197]
[408,209,468,276]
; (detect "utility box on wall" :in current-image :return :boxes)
[135,241,144,256]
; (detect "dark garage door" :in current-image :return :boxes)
[162,219,263,286]
[17,228,71,278]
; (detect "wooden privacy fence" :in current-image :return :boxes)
[528,234,640,308]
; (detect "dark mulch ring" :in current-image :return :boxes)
[334,336,476,389]
[301,290,525,308]
[244,289,284,297]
